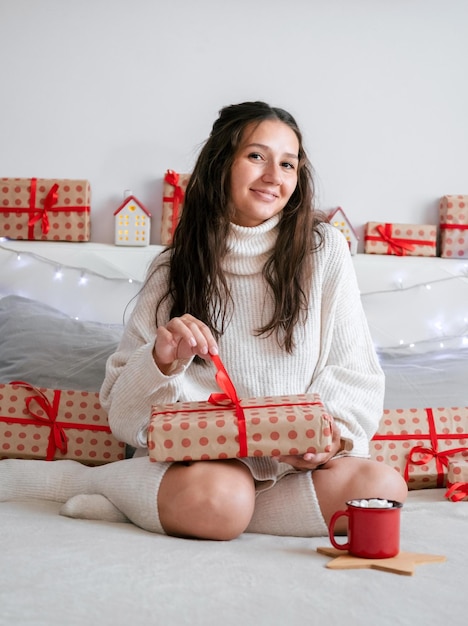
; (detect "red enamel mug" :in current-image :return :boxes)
[328,498,403,559]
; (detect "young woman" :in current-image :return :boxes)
[0,102,407,538]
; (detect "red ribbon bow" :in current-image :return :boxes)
[208,355,248,457]
[27,179,59,237]
[445,481,468,502]
[364,223,436,256]
[163,170,185,238]
[9,381,68,460]
[374,223,416,256]
[403,408,468,487]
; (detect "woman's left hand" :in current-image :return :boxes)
[275,418,343,471]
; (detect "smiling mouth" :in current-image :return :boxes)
[251,188,279,200]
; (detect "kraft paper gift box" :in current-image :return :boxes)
[439,195,468,259]
[0,382,125,465]
[160,169,190,246]
[364,222,437,257]
[445,458,468,502]
[0,177,91,241]
[369,407,468,490]
[148,355,333,462]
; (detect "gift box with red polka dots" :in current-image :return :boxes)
[148,392,333,462]
[160,170,190,246]
[364,222,437,256]
[0,382,125,465]
[439,195,468,259]
[445,458,468,502]
[370,407,468,490]
[0,177,91,241]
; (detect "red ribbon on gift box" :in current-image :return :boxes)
[445,481,468,502]
[0,382,114,461]
[372,408,468,487]
[163,170,185,240]
[364,223,436,256]
[440,224,468,230]
[209,354,248,457]
[403,408,468,487]
[26,178,59,238]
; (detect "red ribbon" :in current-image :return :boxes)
[402,408,468,487]
[209,355,248,457]
[440,224,468,230]
[1,381,113,461]
[445,481,468,502]
[163,170,185,239]
[8,381,67,460]
[27,179,59,238]
[364,223,435,256]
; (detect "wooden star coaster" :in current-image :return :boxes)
[317,546,446,576]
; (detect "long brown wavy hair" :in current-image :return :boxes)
[153,101,326,353]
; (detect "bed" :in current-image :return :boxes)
[1,239,467,626]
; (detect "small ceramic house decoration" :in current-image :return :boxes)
[114,191,151,246]
[327,207,359,255]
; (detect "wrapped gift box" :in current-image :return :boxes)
[160,169,190,245]
[370,407,468,489]
[0,382,125,465]
[439,195,468,258]
[148,392,333,462]
[364,222,437,257]
[445,458,468,502]
[0,177,91,241]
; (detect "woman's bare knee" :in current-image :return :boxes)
[158,460,256,540]
[313,457,408,528]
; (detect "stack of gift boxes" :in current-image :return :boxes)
[361,195,468,259]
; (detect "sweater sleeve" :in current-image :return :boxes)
[99,256,191,448]
[308,226,384,457]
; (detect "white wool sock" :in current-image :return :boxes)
[0,459,90,502]
[246,471,328,537]
[60,494,129,523]
[0,457,170,533]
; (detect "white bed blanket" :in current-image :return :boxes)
[0,489,465,626]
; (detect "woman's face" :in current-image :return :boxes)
[229,119,299,227]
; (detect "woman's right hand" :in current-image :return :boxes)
[153,314,218,374]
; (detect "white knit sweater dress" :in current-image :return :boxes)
[100,216,384,493]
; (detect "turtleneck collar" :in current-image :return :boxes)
[223,214,281,276]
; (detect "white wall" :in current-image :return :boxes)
[1,0,467,247]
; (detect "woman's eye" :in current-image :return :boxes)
[248,152,263,161]
[282,161,295,170]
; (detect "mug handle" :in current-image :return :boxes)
[328,510,350,551]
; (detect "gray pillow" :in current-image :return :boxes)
[0,295,123,391]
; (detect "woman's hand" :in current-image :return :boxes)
[275,418,343,471]
[153,314,218,374]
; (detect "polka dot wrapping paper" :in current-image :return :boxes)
[439,195,468,259]
[148,392,333,462]
[370,407,468,490]
[0,382,125,465]
[160,170,190,246]
[0,177,91,241]
[364,222,437,256]
[444,458,468,502]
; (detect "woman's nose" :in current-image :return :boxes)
[262,162,282,185]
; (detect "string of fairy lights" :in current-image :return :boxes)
[1,240,468,351]
[0,242,141,285]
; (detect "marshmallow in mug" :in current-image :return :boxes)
[349,498,394,509]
